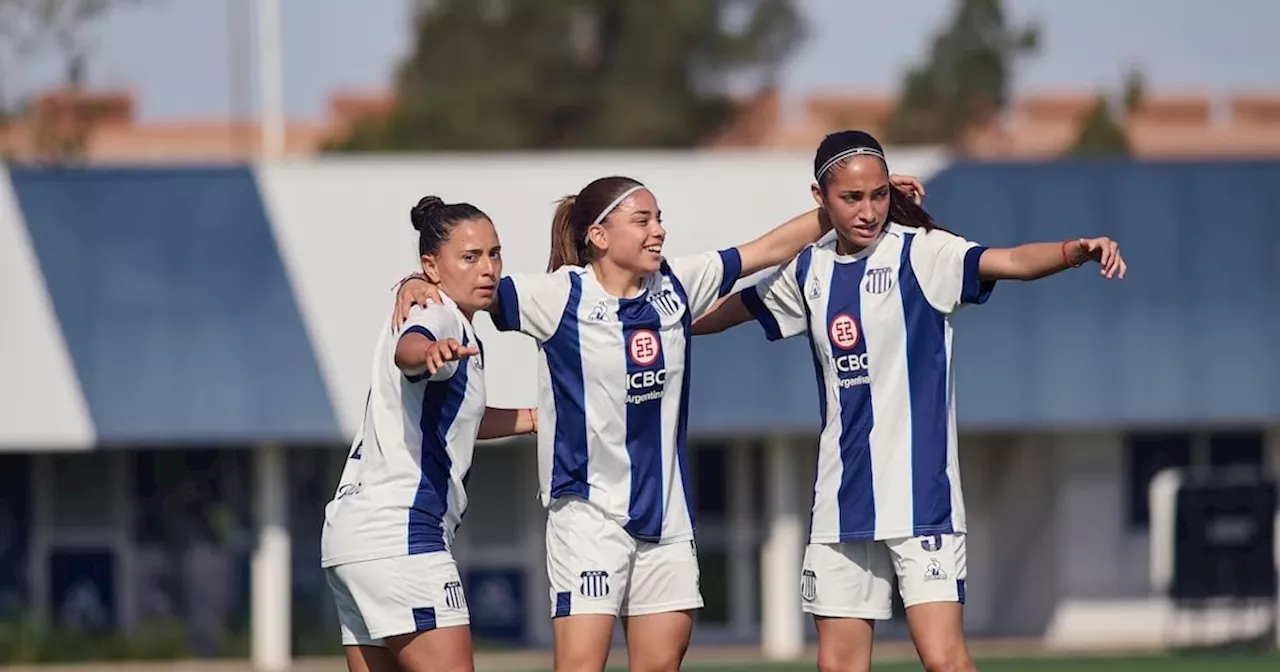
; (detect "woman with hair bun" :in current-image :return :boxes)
[321,196,537,672]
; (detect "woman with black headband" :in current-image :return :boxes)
[694,130,1126,672]
[390,169,924,672]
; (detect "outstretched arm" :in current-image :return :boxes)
[692,294,753,336]
[395,334,478,380]
[477,407,537,440]
[979,237,1126,281]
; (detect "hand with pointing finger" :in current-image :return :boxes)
[424,338,480,376]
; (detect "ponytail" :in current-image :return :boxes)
[547,195,584,271]
[545,176,646,271]
[888,187,938,232]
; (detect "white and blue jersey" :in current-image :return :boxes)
[491,250,742,544]
[321,295,485,567]
[741,224,994,542]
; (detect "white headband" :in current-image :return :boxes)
[815,146,886,180]
[584,184,646,244]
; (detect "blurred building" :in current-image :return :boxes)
[0,152,1277,660]
[5,87,1280,164]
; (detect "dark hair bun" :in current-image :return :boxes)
[410,196,445,232]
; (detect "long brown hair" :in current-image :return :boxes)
[546,176,644,271]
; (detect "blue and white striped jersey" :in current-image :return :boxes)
[742,224,994,542]
[492,250,742,544]
[321,294,485,567]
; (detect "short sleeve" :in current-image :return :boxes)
[740,253,807,341]
[908,229,995,314]
[491,270,574,343]
[399,303,465,382]
[665,248,743,318]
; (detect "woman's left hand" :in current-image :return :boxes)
[889,174,926,205]
[1077,237,1127,279]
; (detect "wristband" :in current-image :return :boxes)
[392,272,429,291]
[1061,239,1084,268]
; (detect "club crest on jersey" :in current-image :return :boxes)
[647,288,682,317]
[864,267,894,294]
[828,314,860,350]
[628,330,661,366]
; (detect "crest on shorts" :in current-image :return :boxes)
[920,534,943,553]
[580,570,610,598]
[800,569,817,602]
[443,580,467,610]
[923,559,948,582]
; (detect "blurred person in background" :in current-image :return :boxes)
[322,196,537,672]
[393,171,924,672]
[692,130,1127,672]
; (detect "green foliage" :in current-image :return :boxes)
[0,615,197,663]
[1068,98,1130,157]
[886,0,1038,147]
[328,0,803,151]
[1067,69,1146,157]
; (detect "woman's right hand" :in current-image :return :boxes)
[392,275,441,330]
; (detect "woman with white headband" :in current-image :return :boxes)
[693,130,1127,672]
[393,171,922,671]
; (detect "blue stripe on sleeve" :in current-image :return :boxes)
[716,248,743,297]
[741,287,783,341]
[493,276,521,331]
[401,326,436,383]
[960,246,995,305]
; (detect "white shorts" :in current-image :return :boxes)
[325,552,470,646]
[545,497,703,618]
[800,533,967,619]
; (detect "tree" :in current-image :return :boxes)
[328,0,804,151]
[0,0,151,161]
[885,0,1038,148]
[1067,69,1145,157]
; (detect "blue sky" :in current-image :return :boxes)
[7,0,1280,121]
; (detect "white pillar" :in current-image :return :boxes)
[727,442,756,637]
[251,444,291,671]
[760,437,804,660]
[255,0,285,158]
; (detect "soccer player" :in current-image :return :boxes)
[693,130,1126,672]
[391,172,924,672]
[321,196,537,672]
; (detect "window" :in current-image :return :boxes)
[1125,430,1265,529]
[692,442,729,520]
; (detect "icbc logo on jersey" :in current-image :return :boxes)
[828,314,860,350]
[626,330,666,403]
[628,330,661,366]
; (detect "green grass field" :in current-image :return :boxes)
[558,650,1280,672]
